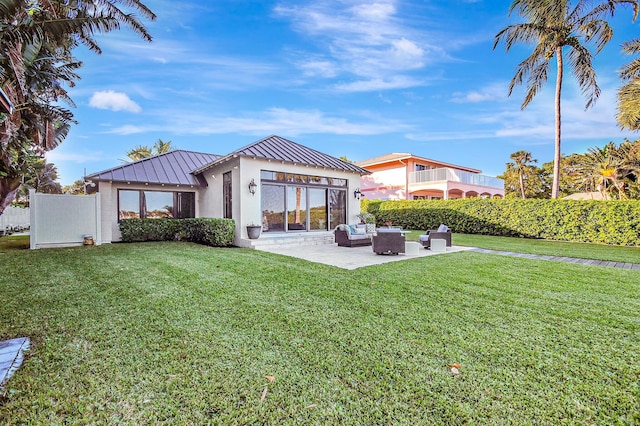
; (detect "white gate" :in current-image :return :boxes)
[29,189,101,249]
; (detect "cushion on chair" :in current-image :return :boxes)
[437,224,449,232]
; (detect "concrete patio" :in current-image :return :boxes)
[256,241,472,269]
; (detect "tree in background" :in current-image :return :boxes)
[617,38,640,130]
[499,153,549,199]
[494,0,638,199]
[62,179,86,195]
[510,150,537,198]
[124,139,174,162]
[0,0,156,215]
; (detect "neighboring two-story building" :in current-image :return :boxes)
[355,153,504,200]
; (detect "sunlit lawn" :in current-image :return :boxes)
[405,231,640,263]
[0,240,639,424]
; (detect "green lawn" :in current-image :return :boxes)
[0,241,639,424]
[406,232,640,263]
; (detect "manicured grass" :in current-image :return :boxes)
[406,232,640,263]
[1,242,639,424]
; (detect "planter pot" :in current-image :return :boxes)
[247,226,262,239]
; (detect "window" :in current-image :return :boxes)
[118,190,195,221]
[223,172,232,219]
[261,171,347,233]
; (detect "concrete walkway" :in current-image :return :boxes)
[468,248,640,270]
[259,242,640,271]
[258,242,474,270]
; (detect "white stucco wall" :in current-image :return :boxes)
[202,157,364,242]
[98,181,207,243]
[96,158,364,244]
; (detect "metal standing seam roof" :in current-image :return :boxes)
[192,135,370,175]
[86,150,220,186]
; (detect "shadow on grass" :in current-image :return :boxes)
[0,235,30,252]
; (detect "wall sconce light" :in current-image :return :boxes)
[248,178,258,195]
[354,188,363,200]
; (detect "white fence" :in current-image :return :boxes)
[29,189,101,249]
[0,205,30,234]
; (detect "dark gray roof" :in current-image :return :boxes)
[193,135,370,175]
[87,150,220,186]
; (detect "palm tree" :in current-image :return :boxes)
[510,150,536,198]
[576,143,628,198]
[494,0,638,199]
[124,139,174,162]
[617,38,640,130]
[0,0,156,215]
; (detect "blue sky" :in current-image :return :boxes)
[47,0,640,185]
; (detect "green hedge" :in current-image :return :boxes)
[120,218,235,247]
[367,199,640,246]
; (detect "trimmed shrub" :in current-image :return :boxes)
[367,199,640,246]
[181,218,235,247]
[119,218,181,242]
[120,218,235,247]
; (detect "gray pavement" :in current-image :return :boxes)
[257,242,473,269]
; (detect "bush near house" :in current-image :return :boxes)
[366,199,640,246]
[120,218,235,247]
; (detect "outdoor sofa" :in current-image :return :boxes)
[372,227,405,255]
[334,224,372,247]
[419,224,452,249]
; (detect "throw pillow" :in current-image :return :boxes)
[353,227,366,235]
[437,224,449,232]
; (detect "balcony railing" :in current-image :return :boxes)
[409,168,503,189]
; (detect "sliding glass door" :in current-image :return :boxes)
[261,170,347,233]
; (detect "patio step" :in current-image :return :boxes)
[239,231,335,250]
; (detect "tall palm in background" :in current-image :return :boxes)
[494,0,638,199]
[510,150,536,198]
[0,0,156,214]
[124,139,174,162]
[617,38,640,130]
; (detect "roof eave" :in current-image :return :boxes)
[193,153,371,176]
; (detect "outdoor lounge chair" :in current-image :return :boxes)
[372,228,405,255]
[419,224,452,249]
[334,224,372,247]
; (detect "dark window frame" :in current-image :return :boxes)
[117,189,196,221]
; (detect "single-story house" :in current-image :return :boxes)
[355,153,504,200]
[86,135,370,247]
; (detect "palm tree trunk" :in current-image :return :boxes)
[519,172,526,199]
[552,47,563,199]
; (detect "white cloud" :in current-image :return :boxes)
[107,107,412,136]
[334,76,424,92]
[89,91,142,113]
[275,1,438,89]
[450,82,510,103]
[297,59,339,78]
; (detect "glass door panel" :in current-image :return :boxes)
[262,184,285,232]
[287,186,307,231]
[308,188,327,230]
[329,189,346,229]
